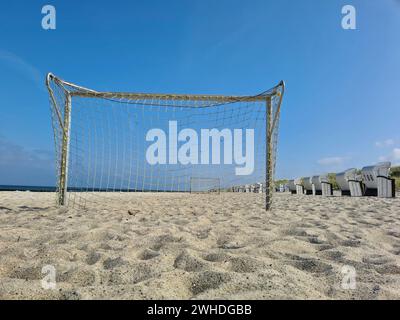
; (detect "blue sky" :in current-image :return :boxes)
[1,0,400,186]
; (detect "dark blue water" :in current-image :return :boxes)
[0,185,169,192]
[0,185,56,192]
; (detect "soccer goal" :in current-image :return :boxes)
[46,73,284,210]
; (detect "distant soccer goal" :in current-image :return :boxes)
[190,177,221,194]
[46,73,284,210]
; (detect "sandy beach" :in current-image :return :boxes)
[0,191,399,300]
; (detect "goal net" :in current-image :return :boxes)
[190,177,221,194]
[47,73,284,210]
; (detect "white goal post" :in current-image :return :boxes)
[46,73,284,210]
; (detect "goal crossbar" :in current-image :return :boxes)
[47,73,282,102]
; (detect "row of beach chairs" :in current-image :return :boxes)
[287,162,396,198]
[232,183,264,193]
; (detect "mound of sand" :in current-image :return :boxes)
[0,191,399,299]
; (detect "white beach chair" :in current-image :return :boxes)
[302,177,313,195]
[361,164,377,196]
[288,180,296,194]
[319,174,333,196]
[284,184,290,193]
[376,163,396,198]
[294,178,304,195]
[335,168,363,197]
[311,175,322,195]
[361,162,395,198]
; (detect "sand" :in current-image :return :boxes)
[0,191,399,300]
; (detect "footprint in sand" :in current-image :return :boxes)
[86,251,101,265]
[362,254,393,265]
[317,244,335,251]
[137,248,160,260]
[202,252,230,263]
[149,234,182,251]
[225,256,263,273]
[103,256,125,270]
[0,206,12,212]
[307,236,325,244]
[386,230,400,238]
[283,228,309,237]
[340,239,361,247]
[190,271,231,295]
[319,250,345,262]
[108,263,155,285]
[9,266,42,281]
[57,268,96,287]
[219,242,245,250]
[171,218,190,226]
[173,250,206,272]
[286,255,333,275]
[375,264,400,275]
[216,237,245,250]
